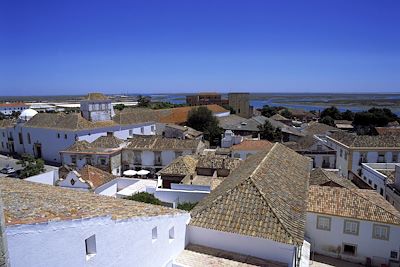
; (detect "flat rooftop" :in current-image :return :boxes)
[0,178,184,226]
[175,244,287,267]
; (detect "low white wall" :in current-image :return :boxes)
[170,183,210,192]
[25,169,57,185]
[188,225,296,266]
[6,213,190,267]
[154,189,209,204]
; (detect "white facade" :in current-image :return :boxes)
[232,149,258,160]
[57,170,91,191]
[306,212,400,266]
[6,213,190,267]
[0,122,155,163]
[0,103,28,115]
[187,225,304,267]
[326,137,400,178]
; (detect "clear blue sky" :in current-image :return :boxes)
[1,0,399,95]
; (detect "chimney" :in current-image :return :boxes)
[395,164,400,189]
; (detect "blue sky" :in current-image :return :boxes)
[1,0,399,95]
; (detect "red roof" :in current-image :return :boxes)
[0,102,28,108]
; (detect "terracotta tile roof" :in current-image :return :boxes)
[0,177,185,226]
[158,155,198,176]
[61,135,124,154]
[196,155,241,170]
[190,143,311,245]
[113,108,160,125]
[24,113,118,130]
[85,92,109,101]
[0,102,28,108]
[270,113,290,121]
[91,134,124,148]
[0,119,15,128]
[310,168,357,189]
[302,122,338,136]
[329,131,400,148]
[283,136,316,151]
[232,140,273,151]
[308,186,400,225]
[126,135,202,151]
[77,165,116,189]
[375,127,400,136]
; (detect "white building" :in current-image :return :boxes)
[187,143,312,267]
[56,165,116,191]
[361,163,400,210]
[0,93,157,163]
[220,130,243,148]
[0,102,29,116]
[60,133,126,175]
[326,131,400,178]
[307,185,400,266]
[0,177,189,267]
[122,136,206,173]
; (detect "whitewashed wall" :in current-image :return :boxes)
[188,226,297,267]
[25,169,58,185]
[6,213,190,267]
[232,150,258,160]
[306,212,400,265]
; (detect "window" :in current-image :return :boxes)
[151,125,155,132]
[86,156,92,165]
[316,216,331,231]
[340,149,343,157]
[18,133,23,144]
[169,226,175,241]
[155,152,162,165]
[129,129,133,136]
[391,251,399,260]
[141,127,144,134]
[373,224,390,240]
[342,243,357,256]
[380,188,383,196]
[393,153,398,163]
[64,134,67,139]
[57,133,60,138]
[27,133,31,144]
[368,179,372,185]
[71,155,77,164]
[344,152,347,160]
[99,158,106,165]
[175,151,183,158]
[134,151,142,164]
[2,132,4,137]
[85,235,96,260]
[152,227,158,242]
[374,184,377,190]
[1,142,3,148]
[343,220,359,235]
[378,153,385,163]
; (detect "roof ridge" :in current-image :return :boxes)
[350,188,400,220]
[248,143,298,244]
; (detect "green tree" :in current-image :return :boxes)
[222,104,236,114]
[16,154,45,178]
[114,104,125,111]
[137,95,151,107]
[260,105,278,117]
[258,121,282,141]
[320,106,342,120]
[341,109,355,121]
[280,109,293,119]
[177,202,197,211]
[187,106,223,146]
[320,115,335,127]
[124,192,162,205]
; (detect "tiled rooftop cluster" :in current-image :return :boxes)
[0,178,183,226]
[58,165,116,189]
[329,131,400,147]
[190,143,311,245]
[62,134,124,154]
[231,140,272,151]
[308,186,400,225]
[127,135,202,151]
[310,168,357,189]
